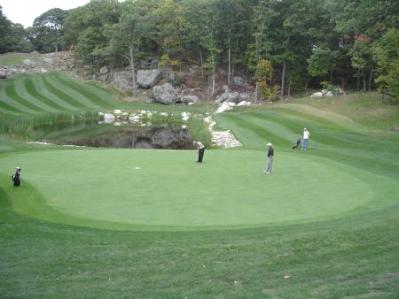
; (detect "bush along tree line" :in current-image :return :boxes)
[1,0,398,101]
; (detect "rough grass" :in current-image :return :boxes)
[0,52,40,65]
[290,93,399,129]
[0,88,398,297]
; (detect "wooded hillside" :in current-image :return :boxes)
[1,0,398,99]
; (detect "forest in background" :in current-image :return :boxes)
[0,0,398,100]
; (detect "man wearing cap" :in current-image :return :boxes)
[11,167,22,187]
[302,128,310,151]
[265,143,274,174]
[194,141,206,163]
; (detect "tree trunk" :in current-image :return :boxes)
[368,68,374,91]
[255,82,259,103]
[329,69,333,84]
[304,79,308,92]
[227,46,231,86]
[357,72,360,91]
[363,75,367,92]
[212,64,216,96]
[280,61,286,98]
[287,80,291,98]
[199,50,204,77]
[129,45,137,96]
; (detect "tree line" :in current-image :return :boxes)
[1,0,398,99]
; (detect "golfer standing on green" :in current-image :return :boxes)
[302,128,310,151]
[265,143,274,174]
[194,141,205,163]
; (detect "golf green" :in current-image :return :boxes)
[1,148,392,231]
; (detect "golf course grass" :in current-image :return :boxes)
[1,73,399,298]
[0,73,117,115]
[0,149,395,231]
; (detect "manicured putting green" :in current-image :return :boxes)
[0,149,388,230]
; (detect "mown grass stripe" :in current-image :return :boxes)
[250,110,372,150]
[14,76,59,113]
[0,104,23,116]
[5,83,47,113]
[1,83,40,114]
[242,111,298,143]
[31,76,79,111]
[220,112,289,148]
[23,77,71,112]
[42,76,92,110]
[47,75,102,109]
[53,73,114,107]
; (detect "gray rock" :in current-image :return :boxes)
[99,66,109,74]
[216,90,240,104]
[23,59,34,67]
[336,88,346,96]
[103,113,116,124]
[325,91,334,97]
[43,57,55,64]
[0,68,7,79]
[179,95,199,104]
[238,92,254,101]
[233,76,246,86]
[111,70,133,92]
[310,92,323,98]
[188,65,200,76]
[152,83,179,104]
[137,69,161,88]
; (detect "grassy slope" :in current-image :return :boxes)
[0,52,41,65]
[0,72,215,116]
[0,90,398,297]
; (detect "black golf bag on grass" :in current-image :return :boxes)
[292,138,301,149]
[11,169,21,187]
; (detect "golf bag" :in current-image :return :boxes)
[292,138,301,149]
[11,170,21,187]
[197,148,205,163]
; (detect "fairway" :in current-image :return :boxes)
[1,148,393,230]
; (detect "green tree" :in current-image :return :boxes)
[31,8,68,53]
[0,5,14,53]
[63,0,120,66]
[307,47,338,82]
[373,29,399,101]
[184,0,221,95]
[153,0,187,70]
[108,0,157,95]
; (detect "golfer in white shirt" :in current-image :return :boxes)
[302,128,310,151]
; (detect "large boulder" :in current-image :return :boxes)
[232,76,246,86]
[152,83,179,104]
[179,95,199,104]
[137,69,161,88]
[216,90,240,103]
[310,92,323,98]
[0,68,7,79]
[23,59,34,67]
[111,70,133,92]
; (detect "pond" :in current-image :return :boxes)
[0,111,197,149]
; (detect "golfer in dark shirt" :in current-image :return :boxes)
[265,143,274,174]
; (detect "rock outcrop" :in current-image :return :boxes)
[152,83,179,104]
[204,116,242,148]
[137,69,161,88]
